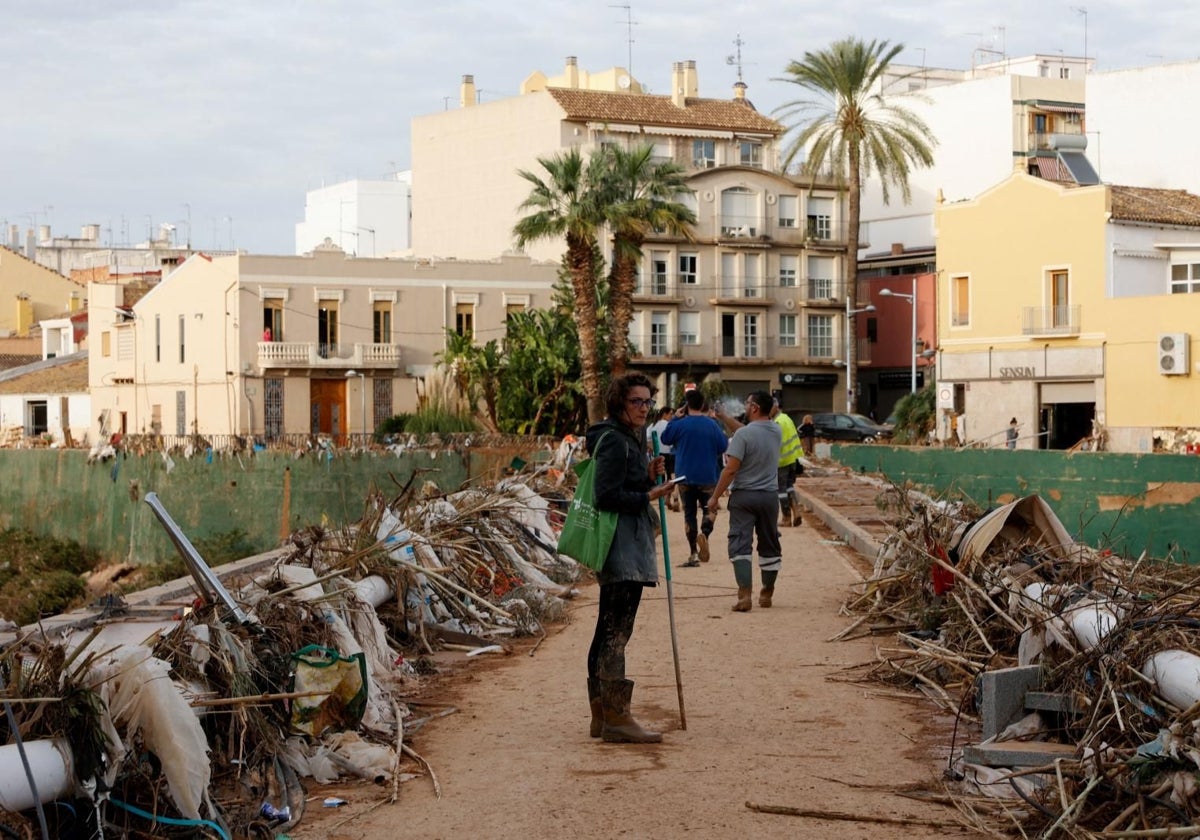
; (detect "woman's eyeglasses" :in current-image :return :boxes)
[626,398,656,409]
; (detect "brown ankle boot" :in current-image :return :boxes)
[732,586,752,612]
[587,677,603,738]
[599,679,662,743]
[758,587,774,608]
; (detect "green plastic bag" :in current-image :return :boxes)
[557,432,618,571]
[289,644,369,736]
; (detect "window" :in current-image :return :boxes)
[455,302,474,337]
[318,300,339,356]
[176,391,186,436]
[679,312,699,345]
[721,187,757,236]
[505,302,526,319]
[779,314,797,347]
[779,254,798,288]
[678,253,698,285]
[866,317,878,343]
[651,251,669,295]
[721,313,736,356]
[373,301,392,344]
[155,315,161,362]
[739,141,763,167]
[720,252,737,297]
[263,299,283,342]
[1032,113,1049,134]
[807,314,833,357]
[743,314,759,357]
[102,331,111,357]
[265,378,284,440]
[649,312,670,356]
[743,254,760,298]
[1171,263,1200,294]
[26,400,47,436]
[178,315,185,363]
[649,141,671,163]
[807,197,833,240]
[807,256,834,299]
[1059,66,1071,79]
[692,139,715,168]
[1050,270,1070,328]
[952,275,970,326]
[777,195,798,228]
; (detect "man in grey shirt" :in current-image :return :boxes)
[707,390,783,611]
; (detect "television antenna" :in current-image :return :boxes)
[609,4,637,76]
[726,33,747,83]
[1071,6,1088,69]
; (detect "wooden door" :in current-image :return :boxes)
[309,379,348,438]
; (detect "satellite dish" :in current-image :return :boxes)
[618,75,631,90]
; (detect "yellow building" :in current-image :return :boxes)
[935,173,1200,452]
[0,246,86,337]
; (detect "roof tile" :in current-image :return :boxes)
[1110,186,1200,227]
[546,88,783,134]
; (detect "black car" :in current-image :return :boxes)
[811,412,894,443]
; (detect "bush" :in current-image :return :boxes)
[404,407,478,435]
[891,387,936,444]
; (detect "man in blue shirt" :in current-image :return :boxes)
[661,389,728,566]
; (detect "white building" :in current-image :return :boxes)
[294,173,412,258]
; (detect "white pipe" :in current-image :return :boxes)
[0,739,73,811]
[353,575,394,608]
[1066,603,1119,651]
[1142,651,1200,710]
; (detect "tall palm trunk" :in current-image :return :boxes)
[608,245,641,377]
[568,235,605,424]
[845,145,862,413]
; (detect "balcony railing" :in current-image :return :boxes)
[1027,127,1085,152]
[258,341,402,369]
[628,333,842,364]
[1022,305,1081,336]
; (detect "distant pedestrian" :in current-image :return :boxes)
[799,414,816,457]
[707,391,783,612]
[771,399,803,527]
[1006,418,1019,450]
[661,389,728,567]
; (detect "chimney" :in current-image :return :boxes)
[890,243,905,256]
[671,61,686,107]
[460,74,476,108]
[733,80,747,101]
[7,225,17,250]
[83,224,100,241]
[564,56,579,88]
[15,293,32,336]
[25,229,35,259]
[683,60,699,97]
[38,224,50,244]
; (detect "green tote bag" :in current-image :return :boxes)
[557,432,618,571]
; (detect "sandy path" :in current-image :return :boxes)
[292,508,973,840]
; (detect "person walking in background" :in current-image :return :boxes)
[799,414,816,458]
[661,389,728,567]
[771,399,803,527]
[648,407,681,511]
[584,373,675,744]
[1006,417,1019,450]
[706,391,782,612]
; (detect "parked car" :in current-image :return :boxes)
[811,412,895,443]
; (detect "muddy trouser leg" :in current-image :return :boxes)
[727,491,756,588]
[776,463,797,520]
[680,484,701,553]
[752,491,783,590]
[587,581,645,681]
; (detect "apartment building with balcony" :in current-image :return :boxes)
[412,57,852,413]
[934,172,1200,452]
[87,243,556,442]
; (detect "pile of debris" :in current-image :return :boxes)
[0,466,579,838]
[845,488,1200,836]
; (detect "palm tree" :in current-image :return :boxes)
[775,37,935,411]
[513,149,609,424]
[600,144,697,377]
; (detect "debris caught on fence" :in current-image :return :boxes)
[844,485,1200,836]
[0,465,582,837]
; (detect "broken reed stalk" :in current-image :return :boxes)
[188,689,331,708]
[391,699,403,804]
[744,801,961,828]
[401,743,441,799]
[392,558,514,619]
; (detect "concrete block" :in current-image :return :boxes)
[979,665,1042,740]
[962,740,1077,767]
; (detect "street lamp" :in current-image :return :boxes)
[345,369,366,443]
[844,300,876,413]
[880,277,918,395]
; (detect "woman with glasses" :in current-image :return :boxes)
[584,372,676,743]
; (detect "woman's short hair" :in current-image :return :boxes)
[605,373,658,419]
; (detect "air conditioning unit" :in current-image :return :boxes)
[1159,333,1190,375]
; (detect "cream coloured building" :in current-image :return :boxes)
[88,243,557,442]
[935,173,1200,452]
[412,57,853,412]
[0,246,86,337]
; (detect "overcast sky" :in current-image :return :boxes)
[2,1,1194,256]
